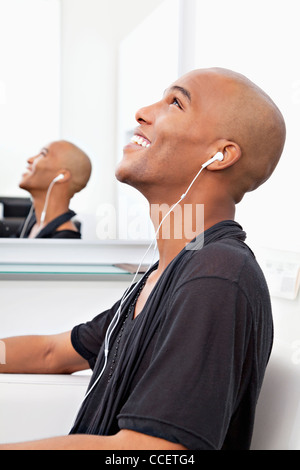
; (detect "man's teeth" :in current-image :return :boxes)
[131,135,151,148]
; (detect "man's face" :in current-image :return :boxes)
[19,142,61,192]
[116,70,223,196]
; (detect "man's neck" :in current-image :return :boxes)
[149,195,236,277]
[31,192,70,228]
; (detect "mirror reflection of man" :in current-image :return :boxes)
[17,140,92,239]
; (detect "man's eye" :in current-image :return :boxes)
[172,97,182,109]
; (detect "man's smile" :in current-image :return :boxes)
[130,134,151,148]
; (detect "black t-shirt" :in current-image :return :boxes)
[15,209,81,239]
[70,221,273,450]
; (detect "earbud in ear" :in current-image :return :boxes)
[52,174,64,183]
[202,152,224,169]
[213,152,224,162]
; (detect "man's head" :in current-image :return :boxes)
[116,68,286,204]
[20,140,92,199]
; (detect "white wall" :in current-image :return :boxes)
[60,0,118,235]
[0,279,128,338]
[116,0,180,241]
[0,0,61,196]
[59,0,166,240]
[193,0,300,253]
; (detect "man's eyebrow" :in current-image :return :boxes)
[40,147,49,154]
[166,85,192,103]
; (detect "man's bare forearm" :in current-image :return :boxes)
[0,339,6,367]
[0,434,114,450]
[0,430,187,451]
[0,332,88,375]
[0,336,52,374]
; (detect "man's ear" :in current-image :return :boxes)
[206,141,242,171]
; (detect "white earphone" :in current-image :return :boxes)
[20,174,66,236]
[180,152,224,201]
[201,152,224,169]
[52,173,64,183]
[40,174,65,224]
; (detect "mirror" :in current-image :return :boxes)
[0,0,170,242]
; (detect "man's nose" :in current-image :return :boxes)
[135,100,161,125]
[27,154,38,164]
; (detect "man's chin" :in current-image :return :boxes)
[115,159,150,195]
[115,169,145,196]
[18,181,26,190]
[115,172,133,187]
[19,178,32,192]
[115,162,133,185]
[19,172,32,189]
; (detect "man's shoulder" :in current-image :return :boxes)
[177,238,260,286]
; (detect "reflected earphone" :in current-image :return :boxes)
[77,152,224,406]
[20,174,65,238]
[40,174,64,224]
[52,174,64,183]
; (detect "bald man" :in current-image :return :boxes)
[17,140,92,238]
[0,68,286,450]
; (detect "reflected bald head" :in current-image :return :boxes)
[50,140,92,197]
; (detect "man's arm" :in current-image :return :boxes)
[0,337,187,450]
[0,429,187,450]
[0,331,89,375]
